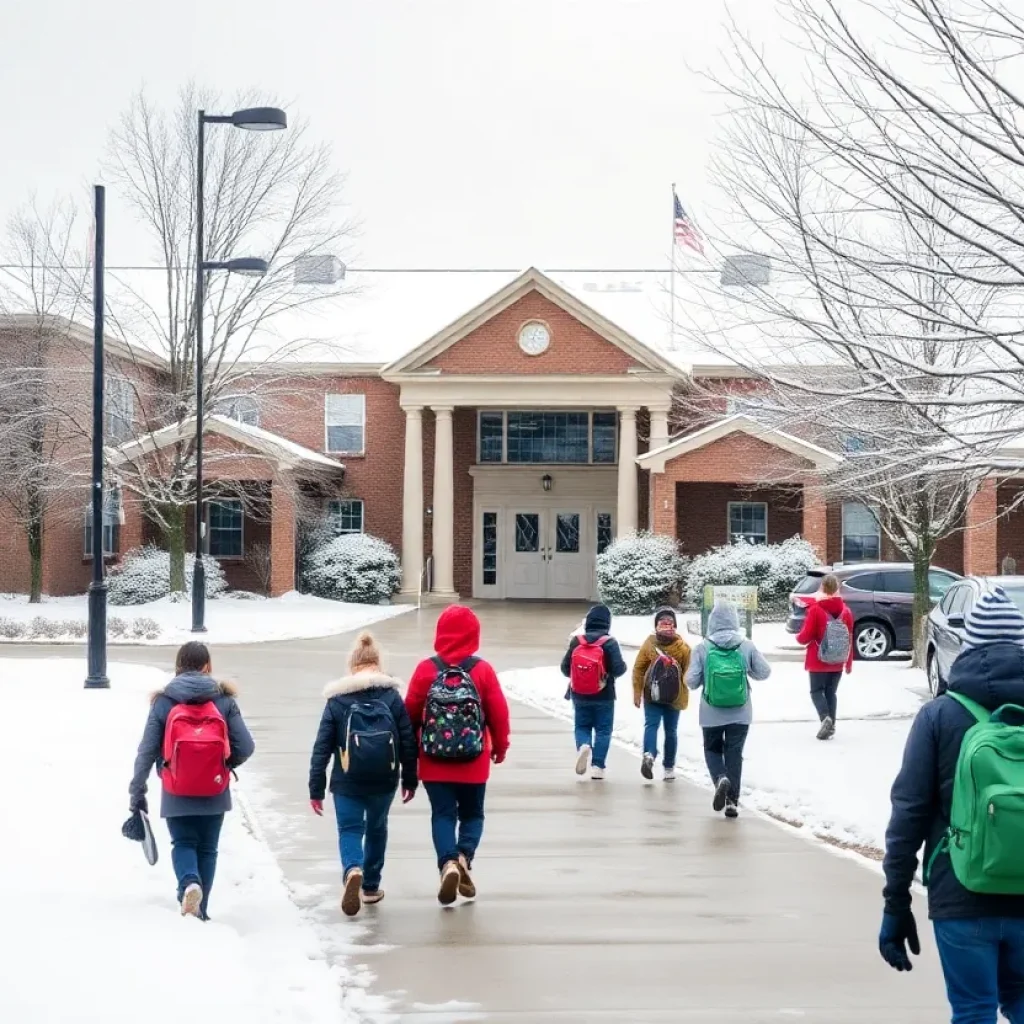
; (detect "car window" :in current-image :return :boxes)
[1000,585,1024,613]
[880,570,914,594]
[943,585,969,618]
[844,572,880,592]
[794,575,824,595]
[929,571,958,602]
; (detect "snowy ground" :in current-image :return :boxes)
[0,658,360,1024]
[501,651,926,856]
[0,590,410,646]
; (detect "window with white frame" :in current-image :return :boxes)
[842,501,881,562]
[84,486,122,557]
[105,376,134,443]
[325,394,366,453]
[207,499,243,557]
[327,498,364,534]
[728,502,768,545]
[477,410,617,464]
[215,395,260,427]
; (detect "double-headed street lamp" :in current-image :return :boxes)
[191,107,287,634]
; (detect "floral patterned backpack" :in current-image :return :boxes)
[420,656,485,762]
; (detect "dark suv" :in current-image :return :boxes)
[786,563,961,660]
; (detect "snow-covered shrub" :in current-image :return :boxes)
[0,617,27,639]
[107,616,127,638]
[65,620,88,639]
[685,536,818,614]
[596,531,687,615]
[302,533,402,605]
[29,616,67,639]
[108,545,227,606]
[129,617,161,640]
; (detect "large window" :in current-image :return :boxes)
[83,487,122,558]
[842,502,881,562]
[215,395,260,427]
[106,376,134,443]
[477,411,617,464]
[327,499,364,534]
[728,502,767,545]
[207,499,243,557]
[325,394,365,454]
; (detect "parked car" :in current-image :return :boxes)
[926,575,1024,696]
[786,563,961,661]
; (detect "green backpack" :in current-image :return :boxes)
[926,693,1024,895]
[703,644,749,709]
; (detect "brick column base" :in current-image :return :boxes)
[802,484,828,562]
[964,479,998,576]
[270,481,297,597]
[650,474,675,537]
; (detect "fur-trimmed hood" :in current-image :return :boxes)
[323,672,401,699]
[151,671,238,705]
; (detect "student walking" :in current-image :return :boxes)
[561,604,627,780]
[308,631,418,917]
[685,602,771,818]
[405,605,510,906]
[128,641,254,920]
[632,607,691,782]
[880,588,1024,1021]
[796,573,853,740]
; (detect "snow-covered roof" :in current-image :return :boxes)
[107,414,345,476]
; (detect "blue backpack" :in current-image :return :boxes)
[338,699,400,783]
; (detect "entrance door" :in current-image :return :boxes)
[548,509,588,600]
[504,508,590,599]
[506,510,546,599]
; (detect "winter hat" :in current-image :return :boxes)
[348,631,382,672]
[654,607,677,629]
[963,587,1024,649]
[585,604,612,635]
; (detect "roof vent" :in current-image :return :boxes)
[294,255,346,286]
[720,253,770,288]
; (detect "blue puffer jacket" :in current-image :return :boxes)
[883,643,1024,920]
[129,672,255,818]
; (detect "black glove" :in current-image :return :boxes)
[879,910,920,971]
[129,795,148,815]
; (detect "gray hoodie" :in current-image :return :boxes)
[685,603,772,727]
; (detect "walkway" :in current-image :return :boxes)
[18,604,950,1020]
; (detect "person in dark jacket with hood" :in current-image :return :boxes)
[405,605,510,906]
[561,604,627,780]
[880,588,1024,1022]
[309,631,418,917]
[129,641,254,919]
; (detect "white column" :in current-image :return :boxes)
[431,406,456,596]
[616,407,639,537]
[650,407,670,451]
[399,407,424,597]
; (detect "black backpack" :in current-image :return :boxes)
[339,698,401,783]
[644,652,683,705]
[421,656,485,762]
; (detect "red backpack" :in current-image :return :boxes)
[570,636,609,695]
[160,702,231,798]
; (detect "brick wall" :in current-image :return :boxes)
[965,479,998,575]
[998,482,1024,571]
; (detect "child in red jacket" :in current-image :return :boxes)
[405,604,510,906]
[796,573,854,740]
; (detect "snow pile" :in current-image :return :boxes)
[109,545,228,606]
[596,531,687,614]
[0,658,349,1024]
[685,537,818,612]
[302,533,402,605]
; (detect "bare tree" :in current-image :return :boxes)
[243,541,273,597]
[102,85,353,590]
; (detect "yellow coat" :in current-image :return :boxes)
[632,635,692,711]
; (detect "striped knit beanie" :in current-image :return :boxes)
[963,587,1024,649]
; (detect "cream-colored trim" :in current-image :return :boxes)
[637,414,843,473]
[381,267,685,378]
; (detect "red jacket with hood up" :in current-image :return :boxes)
[796,594,855,673]
[404,605,511,784]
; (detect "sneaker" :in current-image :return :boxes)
[712,777,730,813]
[457,853,476,899]
[641,753,655,780]
[590,766,605,780]
[341,867,363,917]
[438,860,461,906]
[362,889,385,905]
[575,744,592,775]
[725,801,739,819]
[816,716,834,741]
[663,767,676,782]
[180,882,203,918]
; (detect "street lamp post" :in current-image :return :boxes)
[191,107,286,634]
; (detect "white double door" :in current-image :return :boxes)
[506,508,590,600]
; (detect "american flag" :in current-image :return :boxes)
[673,193,704,255]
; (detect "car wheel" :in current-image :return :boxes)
[927,650,944,697]
[854,622,893,661]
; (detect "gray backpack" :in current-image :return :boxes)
[818,611,851,665]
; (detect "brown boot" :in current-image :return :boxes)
[438,860,460,906]
[457,853,476,899]
[341,867,363,917]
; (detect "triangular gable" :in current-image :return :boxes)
[381,267,682,377]
[637,414,843,473]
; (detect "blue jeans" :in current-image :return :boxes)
[643,704,681,768]
[423,781,486,870]
[166,813,224,918]
[702,724,749,799]
[573,698,614,768]
[333,790,396,891]
[934,918,1024,1023]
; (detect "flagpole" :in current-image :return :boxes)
[669,183,677,351]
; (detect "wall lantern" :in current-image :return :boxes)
[541,473,553,492]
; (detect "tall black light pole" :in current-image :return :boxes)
[191,106,286,634]
[85,185,110,689]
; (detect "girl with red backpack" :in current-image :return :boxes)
[128,641,254,920]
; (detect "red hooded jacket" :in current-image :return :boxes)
[404,605,511,784]
[796,594,855,673]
